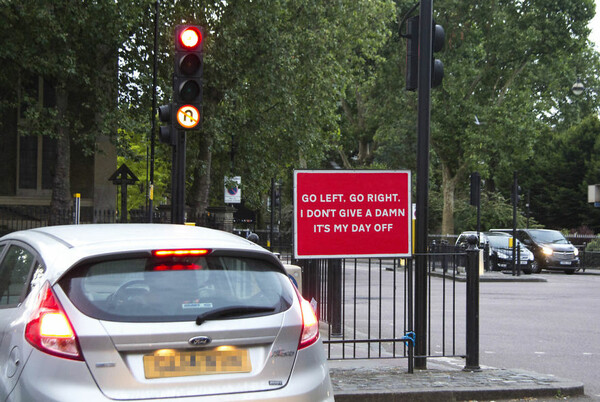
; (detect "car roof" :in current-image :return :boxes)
[1,224,272,282]
[457,231,508,237]
[490,228,561,234]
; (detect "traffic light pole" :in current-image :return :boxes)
[512,171,519,276]
[415,0,434,370]
[149,0,160,223]
[171,131,186,224]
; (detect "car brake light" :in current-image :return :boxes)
[152,249,211,257]
[25,281,83,361]
[296,289,319,349]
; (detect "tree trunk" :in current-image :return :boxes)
[190,133,213,226]
[441,162,457,235]
[358,139,372,163]
[49,85,71,225]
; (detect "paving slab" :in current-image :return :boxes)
[328,357,584,401]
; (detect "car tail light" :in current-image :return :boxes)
[296,289,319,350]
[25,281,83,361]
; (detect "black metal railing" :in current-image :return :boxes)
[0,206,116,236]
[297,252,468,362]
[0,209,490,368]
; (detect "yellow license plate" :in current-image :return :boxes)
[143,348,251,379]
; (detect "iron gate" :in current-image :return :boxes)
[297,247,472,364]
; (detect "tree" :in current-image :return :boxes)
[0,1,143,222]
[431,0,597,234]
[526,114,600,231]
[199,1,397,219]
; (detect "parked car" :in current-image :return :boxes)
[490,228,579,274]
[456,231,535,274]
[0,224,334,401]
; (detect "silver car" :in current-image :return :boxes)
[0,224,333,401]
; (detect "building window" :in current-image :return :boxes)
[18,135,37,189]
[17,76,57,195]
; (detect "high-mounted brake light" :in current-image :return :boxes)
[25,282,83,361]
[152,249,211,257]
[296,289,319,350]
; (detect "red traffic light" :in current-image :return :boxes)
[173,25,203,128]
[178,26,202,49]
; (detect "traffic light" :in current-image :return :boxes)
[173,25,203,130]
[404,17,445,91]
[470,172,481,207]
[431,21,445,88]
[158,104,175,145]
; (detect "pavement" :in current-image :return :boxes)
[429,265,600,281]
[326,268,599,401]
[429,268,549,282]
[328,357,585,401]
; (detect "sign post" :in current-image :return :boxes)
[294,170,412,259]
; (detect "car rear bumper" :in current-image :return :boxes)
[10,341,333,402]
[8,350,104,402]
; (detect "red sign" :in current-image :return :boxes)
[294,170,412,258]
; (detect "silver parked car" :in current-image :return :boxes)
[0,224,333,401]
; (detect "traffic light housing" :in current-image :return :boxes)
[470,172,481,207]
[173,25,203,129]
[404,17,445,91]
[431,22,445,88]
[158,104,175,145]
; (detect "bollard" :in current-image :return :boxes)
[73,193,81,224]
[517,246,521,276]
[464,234,481,371]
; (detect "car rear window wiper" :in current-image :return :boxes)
[196,305,276,325]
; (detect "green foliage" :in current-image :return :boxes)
[453,192,541,234]
[585,237,600,251]
[4,0,600,233]
[337,0,600,234]
[198,0,396,211]
[116,126,171,212]
[0,0,149,210]
[524,114,600,231]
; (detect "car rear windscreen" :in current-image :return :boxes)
[59,253,293,322]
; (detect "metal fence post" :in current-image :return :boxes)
[464,234,481,371]
[327,259,343,336]
[300,259,320,320]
